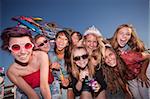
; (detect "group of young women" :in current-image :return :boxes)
[1,23,150,99]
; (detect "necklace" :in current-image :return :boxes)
[15,59,28,66]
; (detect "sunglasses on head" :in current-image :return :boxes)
[9,42,34,52]
[73,54,88,61]
[38,40,48,47]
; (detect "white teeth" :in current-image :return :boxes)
[121,39,127,42]
[60,44,65,47]
[121,38,126,41]
[120,39,126,45]
[19,55,28,59]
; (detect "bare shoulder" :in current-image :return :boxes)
[7,63,15,72]
[33,50,48,56]
[7,63,18,76]
[33,51,48,61]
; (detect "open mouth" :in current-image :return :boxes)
[119,39,127,46]
[57,44,65,49]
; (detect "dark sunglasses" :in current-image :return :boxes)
[73,54,88,61]
[38,40,48,47]
[92,56,98,60]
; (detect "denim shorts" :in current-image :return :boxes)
[16,87,43,99]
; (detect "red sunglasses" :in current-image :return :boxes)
[9,42,34,52]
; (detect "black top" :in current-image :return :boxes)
[71,66,107,97]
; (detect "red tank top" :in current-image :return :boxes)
[23,70,54,88]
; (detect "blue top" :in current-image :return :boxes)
[48,51,68,81]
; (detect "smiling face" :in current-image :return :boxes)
[9,36,33,63]
[35,36,50,53]
[90,56,99,67]
[105,48,117,67]
[73,48,89,69]
[90,49,101,67]
[56,33,69,51]
[117,27,132,48]
[71,32,80,45]
[84,34,98,53]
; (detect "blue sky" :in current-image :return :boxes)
[0,0,149,85]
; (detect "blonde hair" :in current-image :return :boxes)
[71,46,95,79]
[89,47,103,70]
[83,33,106,56]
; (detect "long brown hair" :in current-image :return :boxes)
[54,30,72,72]
[109,24,145,52]
[102,45,127,93]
